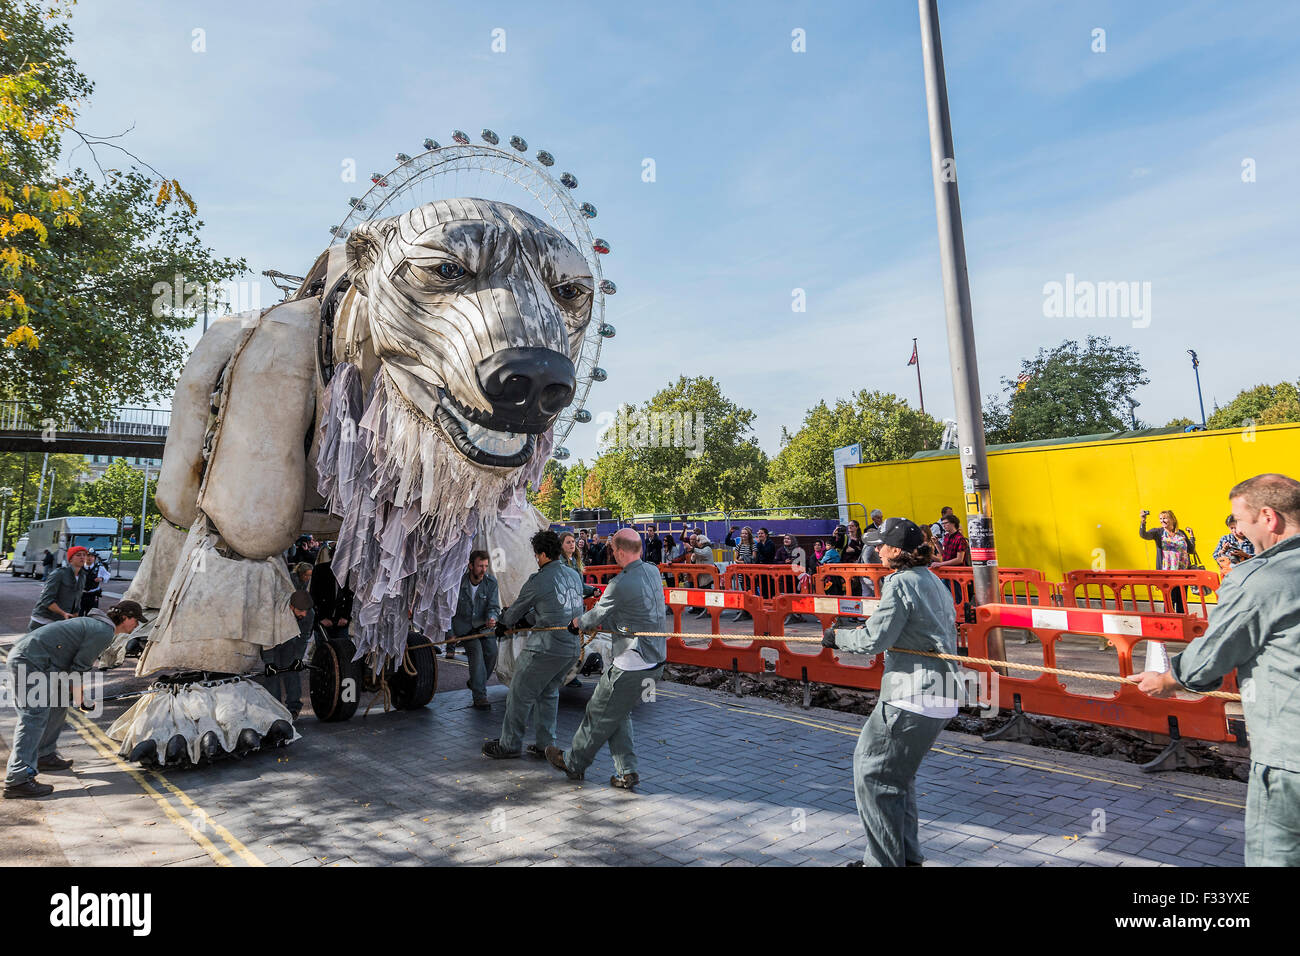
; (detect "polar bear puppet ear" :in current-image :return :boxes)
[344,218,396,297]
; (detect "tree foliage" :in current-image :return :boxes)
[594,376,768,516]
[760,391,942,508]
[983,336,1148,444]
[0,0,245,424]
[1207,381,1300,431]
[70,457,157,531]
[560,460,588,512]
[0,450,84,544]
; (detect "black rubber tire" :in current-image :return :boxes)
[309,635,361,722]
[389,632,437,710]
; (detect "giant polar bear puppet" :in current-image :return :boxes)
[108,196,603,765]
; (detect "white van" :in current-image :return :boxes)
[10,517,118,577]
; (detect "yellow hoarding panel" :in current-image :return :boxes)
[843,423,1300,583]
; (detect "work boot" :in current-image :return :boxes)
[610,772,640,790]
[37,754,73,772]
[4,779,54,799]
[481,739,521,759]
[544,746,584,780]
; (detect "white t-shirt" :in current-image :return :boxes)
[613,646,656,671]
[887,696,959,719]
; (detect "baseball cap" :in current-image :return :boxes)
[864,517,925,552]
[66,546,89,559]
[109,599,149,624]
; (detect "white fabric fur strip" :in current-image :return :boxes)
[318,363,548,667]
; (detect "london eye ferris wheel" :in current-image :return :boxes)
[326,129,615,460]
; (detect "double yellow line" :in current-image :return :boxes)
[1,646,262,866]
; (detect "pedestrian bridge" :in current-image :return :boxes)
[0,402,169,457]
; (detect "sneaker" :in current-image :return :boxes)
[481,739,521,759]
[36,754,73,772]
[544,746,584,780]
[566,677,582,688]
[526,744,548,759]
[472,699,491,711]
[3,779,54,799]
[610,772,640,790]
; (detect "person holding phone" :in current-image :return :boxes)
[1139,509,1196,613]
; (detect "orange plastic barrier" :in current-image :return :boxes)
[661,586,770,673]
[581,564,622,585]
[931,567,1059,608]
[656,563,718,589]
[811,564,894,608]
[1061,569,1220,618]
[963,604,1237,743]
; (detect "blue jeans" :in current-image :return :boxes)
[5,664,69,785]
[463,636,499,702]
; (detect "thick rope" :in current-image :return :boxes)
[381,623,1242,702]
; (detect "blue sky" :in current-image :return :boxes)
[64,0,1300,463]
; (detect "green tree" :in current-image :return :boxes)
[1165,417,1195,429]
[1,0,246,425]
[595,376,768,515]
[983,336,1149,443]
[0,450,84,547]
[525,457,566,518]
[761,391,942,508]
[533,471,563,520]
[71,457,157,539]
[1207,381,1300,430]
[561,459,588,513]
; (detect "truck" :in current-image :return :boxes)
[10,517,119,577]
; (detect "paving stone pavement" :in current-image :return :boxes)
[2,654,1247,867]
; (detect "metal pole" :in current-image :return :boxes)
[140,465,150,549]
[34,452,48,521]
[913,337,926,414]
[917,0,1003,661]
[1188,350,1206,428]
[45,473,54,519]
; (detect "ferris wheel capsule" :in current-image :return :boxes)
[370,173,389,186]
[395,152,411,163]
[579,202,597,219]
[509,135,527,151]
[423,138,439,151]
[348,197,368,210]
[560,172,578,189]
[591,367,608,382]
[599,323,616,338]
[536,150,555,166]
[481,129,499,145]
[552,446,571,460]
[599,279,616,295]
[592,238,610,255]
[574,409,592,423]
[452,130,470,145]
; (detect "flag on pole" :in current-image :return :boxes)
[1016,372,1031,392]
[907,342,918,366]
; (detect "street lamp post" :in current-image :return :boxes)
[1187,350,1207,429]
[0,486,13,557]
[1126,396,1141,430]
[917,0,1003,662]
